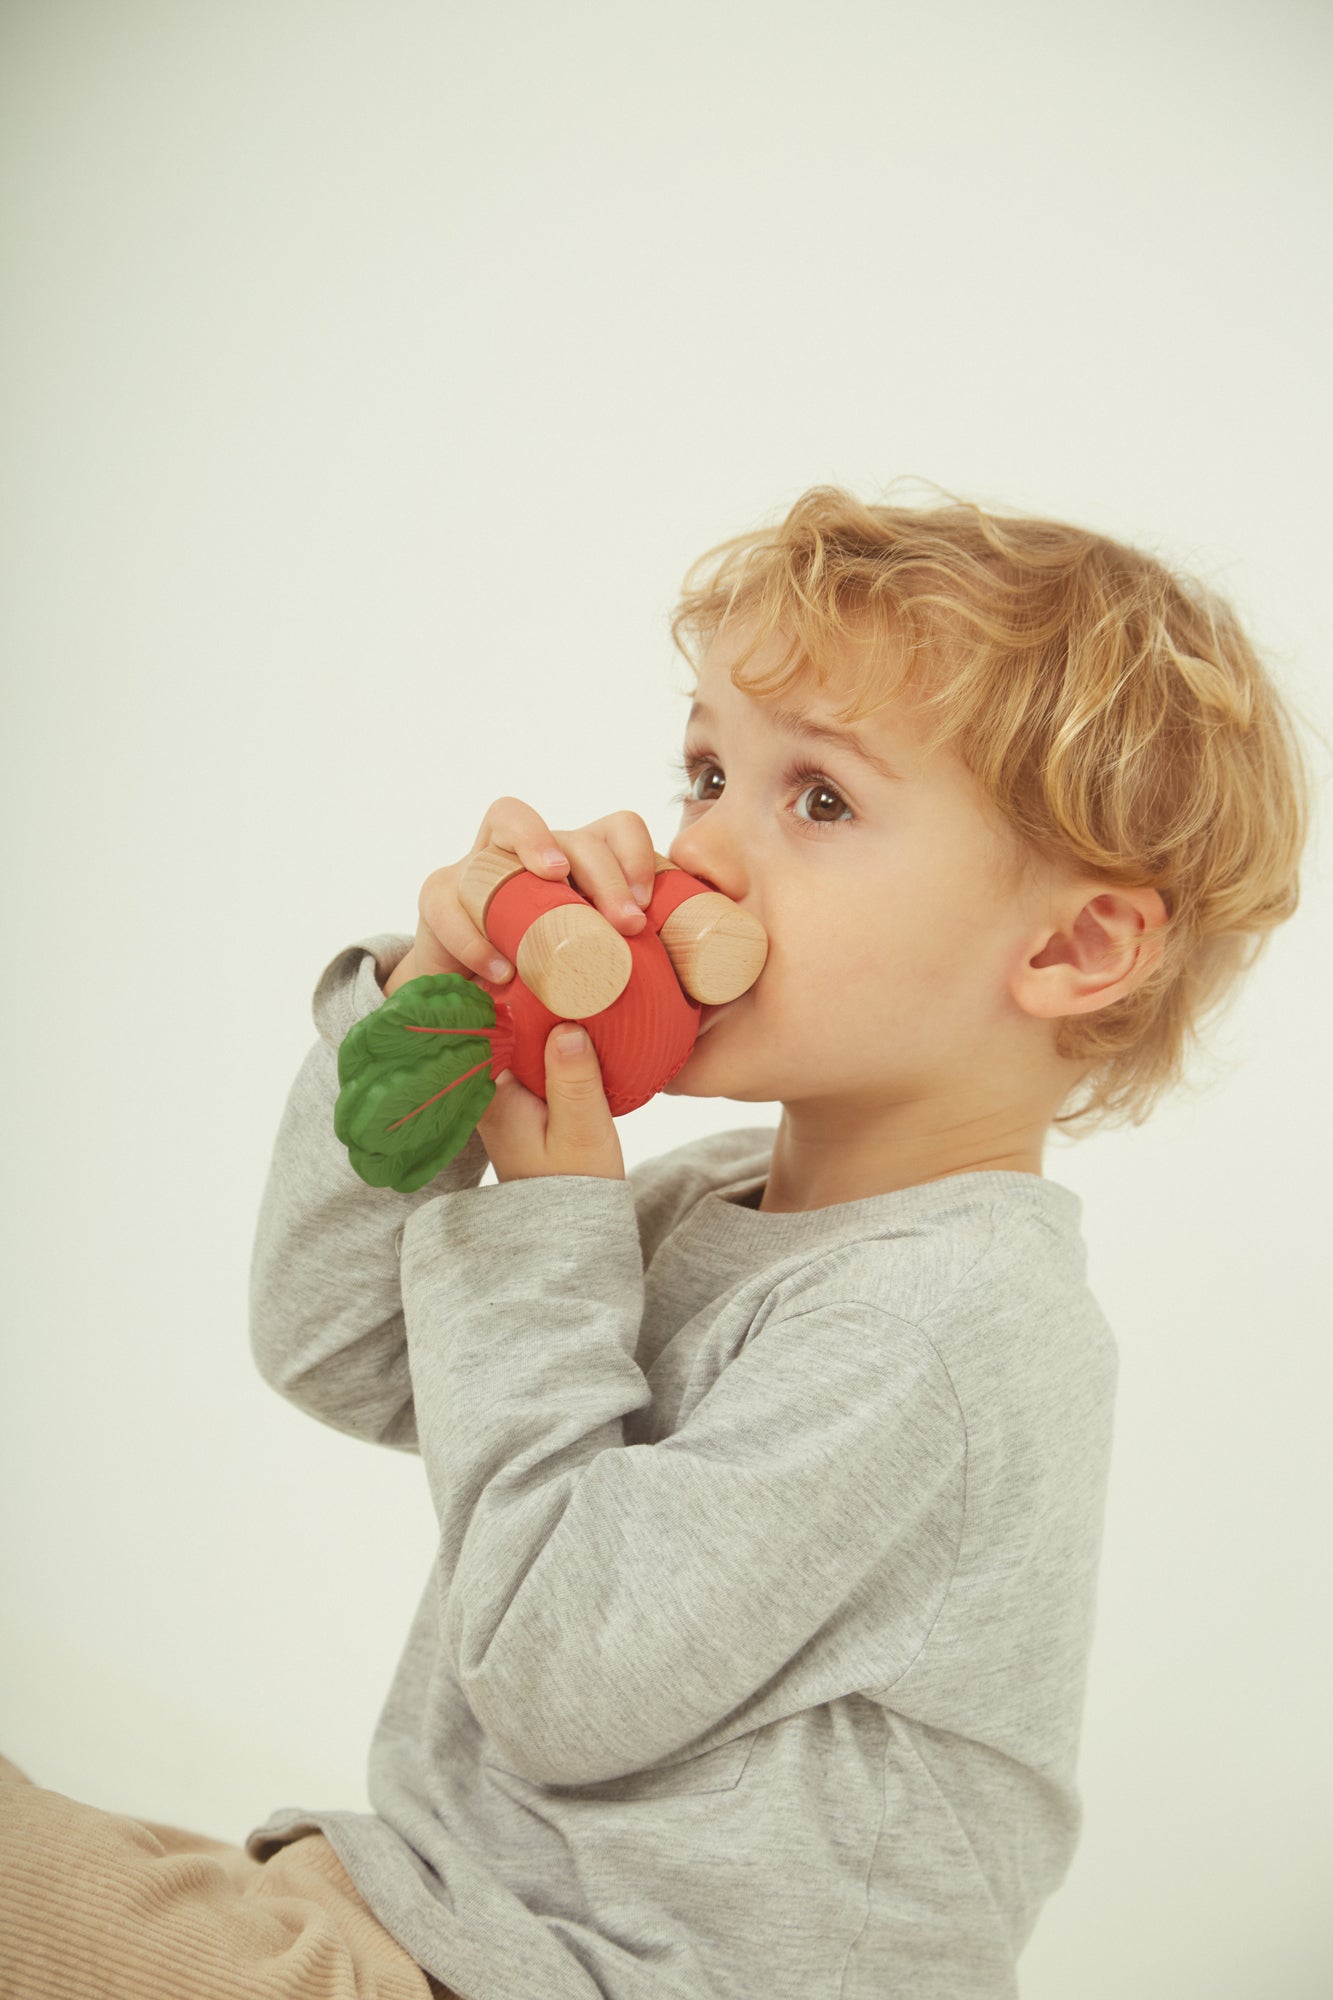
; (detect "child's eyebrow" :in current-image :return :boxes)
[685,699,904,783]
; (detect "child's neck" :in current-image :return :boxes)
[752,1104,1040,1208]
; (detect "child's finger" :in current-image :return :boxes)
[477,796,573,879]
[416,865,513,983]
[541,1023,624,1180]
[547,831,650,933]
[599,810,660,910]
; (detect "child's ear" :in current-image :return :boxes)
[1012,881,1169,1019]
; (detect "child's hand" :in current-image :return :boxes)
[476,1016,626,1185]
[378,795,658,1183]
[382,795,659,1000]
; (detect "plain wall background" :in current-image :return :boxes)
[3,3,1330,1994]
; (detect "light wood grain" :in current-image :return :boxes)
[659,893,768,1004]
[515,905,634,1017]
[457,846,528,933]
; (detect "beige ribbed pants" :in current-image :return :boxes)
[0,1754,465,2000]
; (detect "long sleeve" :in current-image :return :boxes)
[249,933,491,1450]
[398,1175,966,1788]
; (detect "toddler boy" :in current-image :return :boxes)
[1,485,1311,2000]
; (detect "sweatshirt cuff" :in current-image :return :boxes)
[311,934,415,1051]
[400,1170,645,1301]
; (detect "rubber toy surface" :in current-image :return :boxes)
[334,845,768,1192]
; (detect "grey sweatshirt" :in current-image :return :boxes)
[245,934,1119,2000]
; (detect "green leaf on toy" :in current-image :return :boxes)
[334,973,507,1193]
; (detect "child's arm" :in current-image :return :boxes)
[398,1174,966,1787]
[251,804,657,1448]
[249,932,490,1450]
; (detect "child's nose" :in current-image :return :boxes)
[664,816,748,904]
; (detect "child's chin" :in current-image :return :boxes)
[664,1040,761,1102]
[662,1047,712,1095]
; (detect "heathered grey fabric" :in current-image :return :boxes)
[245,933,1119,2000]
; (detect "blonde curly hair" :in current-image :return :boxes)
[668,479,1322,1136]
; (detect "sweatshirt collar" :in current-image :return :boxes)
[684,1155,1084,1255]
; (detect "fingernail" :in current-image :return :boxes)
[542,848,569,869]
[556,1026,586,1055]
[632,881,652,906]
[488,957,512,980]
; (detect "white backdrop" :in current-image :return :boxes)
[3,4,1330,1995]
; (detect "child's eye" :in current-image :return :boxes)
[668,752,720,804]
[668,752,856,828]
[788,768,852,824]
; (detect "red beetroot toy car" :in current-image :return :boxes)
[334,844,768,1192]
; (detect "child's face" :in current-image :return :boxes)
[663,622,1067,1153]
